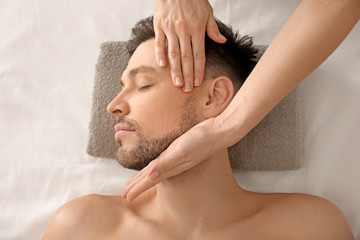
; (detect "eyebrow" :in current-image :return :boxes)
[120,65,159,87]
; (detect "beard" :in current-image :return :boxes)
[116,96,198,170]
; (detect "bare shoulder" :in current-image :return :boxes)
[267,193,354,239]
[42,194,126,240]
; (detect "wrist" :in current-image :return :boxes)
[213,89,256,148]
[212,113,239,149]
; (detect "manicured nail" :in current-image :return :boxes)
[175,77,182,86]
[194,77,200,86]
[184,82,191,92]
[126,192,133,202]
[159,59,165,67]
[218,33,227,41]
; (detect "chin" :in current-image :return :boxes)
[116,149,154,171]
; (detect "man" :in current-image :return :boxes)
[42,17,354,239]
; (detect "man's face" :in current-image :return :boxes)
[107,39,199,170]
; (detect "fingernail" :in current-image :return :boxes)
[194,77,200,86]
[126,192,133,202]
[175,77,182,86]
[159,59,165,67]
[184,82,191,92]
[218,33,227,41]
[150,171,159,180]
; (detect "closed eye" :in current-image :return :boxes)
[138,85,153,91]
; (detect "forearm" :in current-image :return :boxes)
[215,0,360,147]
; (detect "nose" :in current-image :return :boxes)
[107,93,130,118]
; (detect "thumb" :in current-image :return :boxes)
[206,14,226,43]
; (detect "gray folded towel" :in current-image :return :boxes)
[87,42,302,171]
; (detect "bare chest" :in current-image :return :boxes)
[109,215,288,240]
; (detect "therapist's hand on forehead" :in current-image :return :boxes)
[121,0,360,202]
[153,0,226,92]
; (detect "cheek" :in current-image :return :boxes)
[129,88,185,136]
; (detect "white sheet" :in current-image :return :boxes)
[1,0,359,239]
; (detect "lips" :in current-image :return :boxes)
[114,124,135,139]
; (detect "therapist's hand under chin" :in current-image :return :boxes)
[154,0,226,92]
[121,117,224,202]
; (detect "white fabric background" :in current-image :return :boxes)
[0,0,359,239]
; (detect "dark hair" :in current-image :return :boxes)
[127,16,258,91]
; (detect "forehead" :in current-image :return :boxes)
[124,38,160,75]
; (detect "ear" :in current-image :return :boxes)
[203,76,234,118]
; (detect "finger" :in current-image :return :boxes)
[148,156,191,181]
[206,14,227,44]
[178,33,194,92]
[191,32,206,87]
[122,154,168,200]
[126,157,195,202]
[121,165,151,199]
[126,173,160,202]
[121,173,141,199]
[165,31,183,87]
[154,25,167,67]
[125,161,170,202]
[123,151,175,201]
[121,158,162,200]
[125,161,164,202]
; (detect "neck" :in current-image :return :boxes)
[153,149,248,232]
